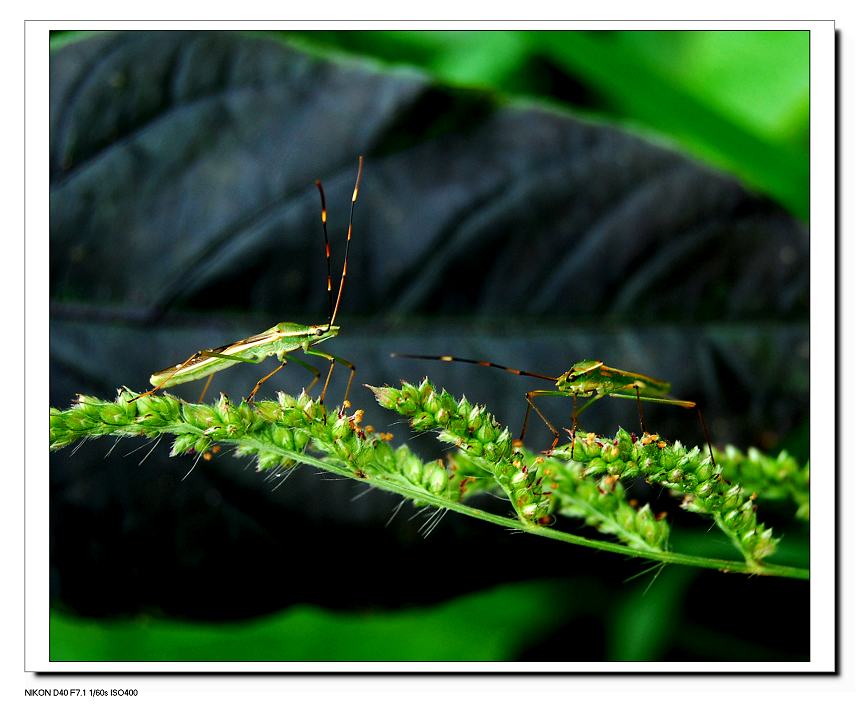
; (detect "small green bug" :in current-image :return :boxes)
[132,156,364,409]
[391,353,715,464]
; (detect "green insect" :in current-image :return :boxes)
[131,156,365,409]
[391,353,715,464]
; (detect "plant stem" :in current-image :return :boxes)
[235,434,808,580]
[50,390,810,580]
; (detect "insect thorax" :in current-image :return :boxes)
[272,322,339,340]
[556,375,615,396]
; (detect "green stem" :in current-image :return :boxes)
[570,499,662,554]
[236,435,808,580]
[50,390,809,580]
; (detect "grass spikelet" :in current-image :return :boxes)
[48,384,809,580]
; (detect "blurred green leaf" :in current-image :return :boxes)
[607,565,696,661]
[617,32,809,140]
[51,29,810,216]
[49,30,97,50]
[280,30,809,219]
[51,578,591,661]
[778,418,810,463]
[531,31,809,220]
[671,527,809,569]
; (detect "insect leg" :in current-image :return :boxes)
[245,353,322,402]
[320,360,336,406]
[305,350,357,411]
[521,390,568,452]
[561,393,605,456]
[281,354,321,395]
[247,363,286,402]
[609,392,715,466]
[197,374,216,403]
[697,408,716,467]
[568,392,605,437]
[609,393,696,409]
[195,349,267,401]
[572,393,604,421]
[635,385,645,433]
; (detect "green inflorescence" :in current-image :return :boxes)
[367,380,551,523]
[367,380,792,567]
[718,445,810,521]
[49,381,809,578]
[50,390,483,508]
[369,381,670,552]
[558,431,778,566]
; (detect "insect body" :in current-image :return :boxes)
[148,322,341,398]
[554,359,678,414]
[392,354,714,464]
[133,156,364,408]
[149,323,339,388]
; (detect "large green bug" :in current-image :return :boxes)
[132,156,364,409]
[392,354,715,464]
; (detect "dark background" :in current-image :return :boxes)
[49,30,810,662]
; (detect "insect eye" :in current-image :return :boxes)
[315,328,324,336]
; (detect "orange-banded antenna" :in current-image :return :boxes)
[314,179,334,323]
[390,353,557,382]
[328,155,364,329]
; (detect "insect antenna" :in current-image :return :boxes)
[328,155,364,330]
[392,353,561,450]
[390,353,557,382]
[314,178,334,325]
[697,407,716,467]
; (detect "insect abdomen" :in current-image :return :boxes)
[149,354,240,387]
